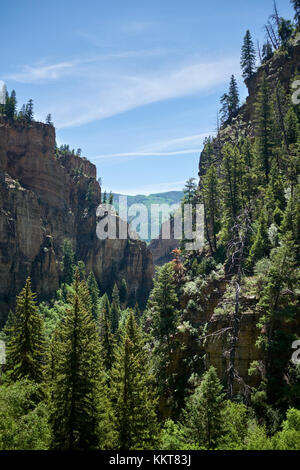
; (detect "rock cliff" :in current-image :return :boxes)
[0,118,153,326]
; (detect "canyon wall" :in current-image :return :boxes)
[0,119,153,326]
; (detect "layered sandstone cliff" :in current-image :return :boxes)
[0,119,153,326]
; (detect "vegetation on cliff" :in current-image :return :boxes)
[0,0,299,451]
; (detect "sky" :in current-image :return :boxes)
[0,0,294,195]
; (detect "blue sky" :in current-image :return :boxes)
[0,0,294,195]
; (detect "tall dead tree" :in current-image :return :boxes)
[226,209,252,400]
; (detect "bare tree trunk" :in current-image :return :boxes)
[227,210,251,399]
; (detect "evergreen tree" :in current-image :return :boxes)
[108,191,114,205]
[290,0,300,25]
[46,114,53,125]
[228,75,240,119]
[247,208,271,269]
[87,271,99,320]
[182,178,197,204]
[262,42,273,62]
[110,284,121,334]
[50,271,115,450]
[76,260,86,281]
[241,30,256,80]
[278,18,294,45]
[5,90,17,120]
[119,278,128,305]
[202,164,219,252]
[110,311,158,449]
[6,278,46,385]
[220,92,230,124]
[62,239,75,284]
[255,73,273,183]
[182,367,226,449]
[98,293,114,371]
[25,99,34,122]
[147,263,179,414]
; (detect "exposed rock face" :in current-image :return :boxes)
[0,119,153,326]
[149,216,180,266]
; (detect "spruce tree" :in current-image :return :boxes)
[87,271,99,319]
[246,208,271,269]
[62,239,75,284]
[228,75,239,119]
[255,73,273,183]
[5,90,17,120]
[202,164,218,252]
[241,30,256,80]
[147,263,179,414]
[99,294,114,371]
[119,278,128,305]
[110,283,121,334]
[50,271,115,450]
[182,366,226,449]
[291,0,300,25]
[110,311,158,450]
[6,278,46,385]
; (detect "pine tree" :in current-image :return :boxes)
[108,191,114,205]
[98,293,114,371]
[25,99,34,122]
[110,311,158,450]
[87,271,99,319]
[247,208,271,269]
[278,18,293,46]
[291,0,300,25]
[255,73,274,183]
[62,239,75,284]
[183,178,197,204]
[241,30,256,80]
[119,278,128,305]
[202,164,218,252]
[182,366,226,449]
[147,263,179,414]
[46,114,53,125]
[262,42,273,62]
[6,278,46,385]
[228,75,239,119]
[110,284,121,334]
[5,90,17,120]
[50,271,115,450]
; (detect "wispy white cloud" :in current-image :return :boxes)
[57,57,239,128]
[6,53,239,128]
[6,62,75,83]
[93,132,212,165]
[94,149,201,160]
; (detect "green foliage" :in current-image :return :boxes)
[110,311,159,450]
[181,366,226,449]
[50,271,115,450]
[62,239,75,284]
[0,380,50,450]
[218,401,248,450]
[241,30,256,80]
[273,408,300,450]
[87,271,100,319]
[119,278,128,304]
[5,278,46,385]
[110,283,121,333]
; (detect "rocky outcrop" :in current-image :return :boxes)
[0,118,153,326]
[149,216,180,266]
